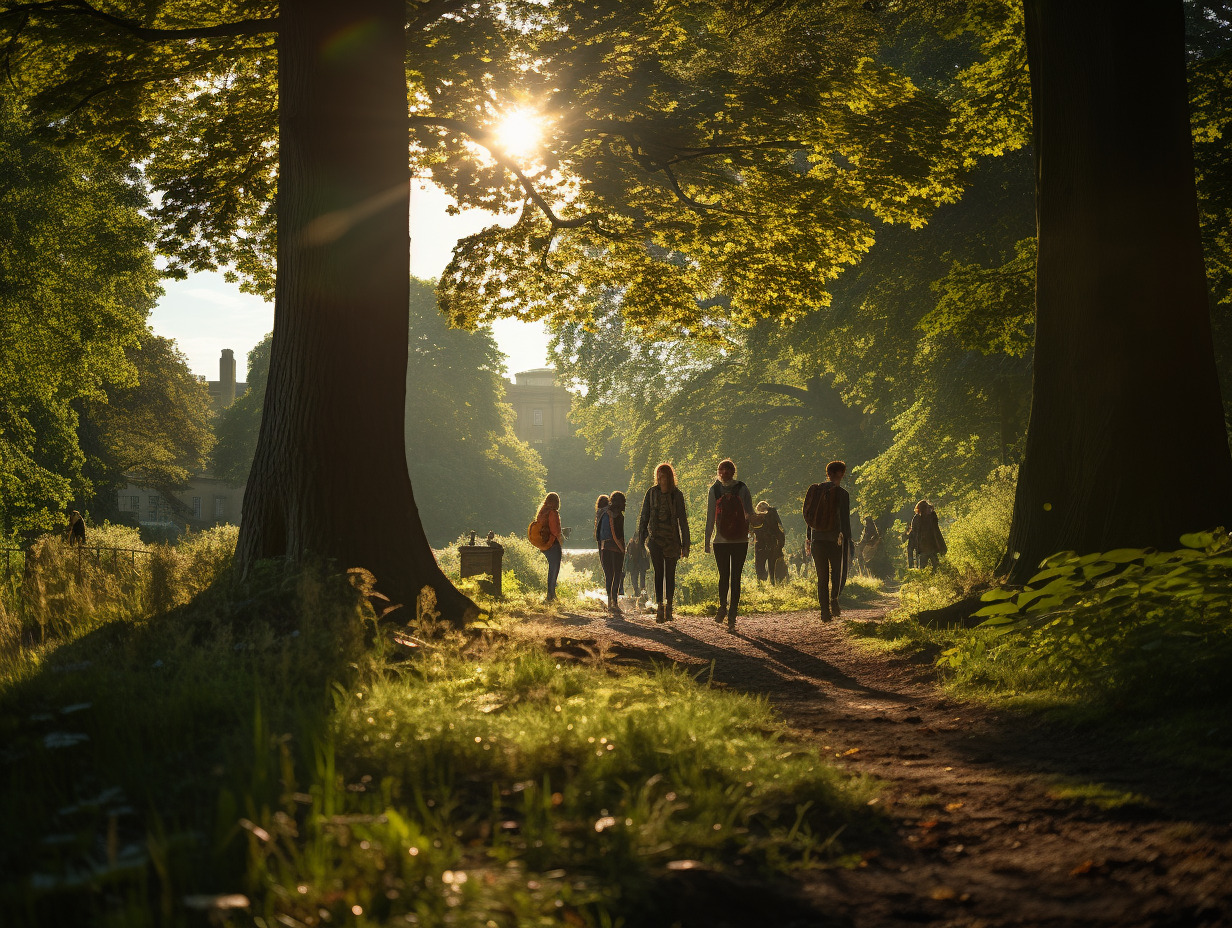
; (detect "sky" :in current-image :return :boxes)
[148,179,552,382]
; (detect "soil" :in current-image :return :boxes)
[514,598,1232,928]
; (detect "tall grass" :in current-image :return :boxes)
[2,534,883,926]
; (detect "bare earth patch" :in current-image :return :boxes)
[514,599,1232,928]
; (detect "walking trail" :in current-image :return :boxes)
[513,599,1232,928]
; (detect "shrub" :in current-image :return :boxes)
[944,465,1017,582]
[953,529,1232,703]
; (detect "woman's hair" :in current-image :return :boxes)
[609,491,626,511]
[595,494,610,513]
[69,510,81,521]
[654,462,678,488]
[717,458,736,478]
[914,499,930,515]
[537,492,560,521]
[755,500,770,513]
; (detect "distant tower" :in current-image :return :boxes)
[219,349,237,407]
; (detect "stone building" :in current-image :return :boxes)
[505,368,574,445]
[115,349,249,531]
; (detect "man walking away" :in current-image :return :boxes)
[804,461,853,619]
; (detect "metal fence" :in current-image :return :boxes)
[1,545,154,586]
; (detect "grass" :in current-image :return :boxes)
[846,537,1232,800]
[2,537,886,927]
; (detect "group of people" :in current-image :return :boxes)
[531,457,864,630]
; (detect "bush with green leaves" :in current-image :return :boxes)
[949,529,1232,701]
[942,465,1017,582]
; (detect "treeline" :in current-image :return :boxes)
[0,101,213,536]
[549,2,1232,556]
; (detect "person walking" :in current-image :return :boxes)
[535,492,564,603]
[625,532,649,600]
[704,459,754,631]
[598,491,627,615]
[855,515,880,575]
[636,462,690,623]
[65,510,86,546]
[916,500,947,569]
[804,460,853,619]
[751,500,786,584]
[904,506,921,569]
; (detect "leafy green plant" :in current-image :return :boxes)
[958,530,1232,699]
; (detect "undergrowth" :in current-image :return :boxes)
[3,535,882,926]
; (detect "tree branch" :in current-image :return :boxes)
[0,0,278,41]
[410,114,602,231]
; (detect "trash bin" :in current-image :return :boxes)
[459,531,503,597]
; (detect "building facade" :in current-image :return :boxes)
[505,368,574,445]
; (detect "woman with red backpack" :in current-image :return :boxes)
[704,458,755,631]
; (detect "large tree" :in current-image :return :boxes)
[1000,0,1232,578]
[79,332,215,522]
[0,100,157,534]
[2,0,959,618]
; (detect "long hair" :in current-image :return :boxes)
[595,494,610,514]
[537,492,560,522]
[914,499,930,515]
[609,491,626,512]
[654,462,677,489]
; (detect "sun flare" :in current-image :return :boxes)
[492,109,543,160]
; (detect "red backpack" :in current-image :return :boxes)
[714,481,749,538]
[803,482,839,533]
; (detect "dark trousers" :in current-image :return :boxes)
[714,542,749,616]
[544,542,562,600]
[629,566,647,595]
[648,543,678,604]
[754,548,770,582]
[601,547,623,601]
[812,541,843,614]
[919,550,940,570]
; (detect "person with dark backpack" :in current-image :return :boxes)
[598,492,627,615]
[803,460,854,619]
[704,458,754,631]
[751,500,786,584]
[636,462,691,623]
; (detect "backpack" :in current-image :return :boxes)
[803,482,840,533]
[714,481,749,539]
[527,515,552,551]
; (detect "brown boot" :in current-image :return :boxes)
[830,599,841,618]
[656,603,667,623]
[666,601,674,622]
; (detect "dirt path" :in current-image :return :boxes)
[515,600,1232,928]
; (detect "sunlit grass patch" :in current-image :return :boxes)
[2,548,885,927]
[1044,778,1152,812]
[242,628,882,926]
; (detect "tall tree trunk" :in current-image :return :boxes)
[1001,0,1232,581]
[236,0,477,622]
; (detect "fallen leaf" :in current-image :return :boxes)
[842,747,861,757]
[1070,860,1096,877]
[945,801,964,813]
[930,886,958,901]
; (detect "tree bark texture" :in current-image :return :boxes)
[236,0,477,622]
[1002,0,1232,580]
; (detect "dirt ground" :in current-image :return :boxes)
[514,599,1232,928]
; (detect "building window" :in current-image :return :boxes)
[533,408,544,426]
[149,495,160,520]
[214,496,226,520]
[130,496,140,512]
[192,497,202,519]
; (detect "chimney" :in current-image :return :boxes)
[219,349,236,407]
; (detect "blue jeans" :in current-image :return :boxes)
[544,542,562,600]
